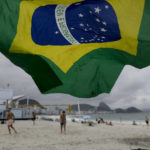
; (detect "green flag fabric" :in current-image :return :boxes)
[0,0,150,98]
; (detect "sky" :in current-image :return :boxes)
[0,52,150,111]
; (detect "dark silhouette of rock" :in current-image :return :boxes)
[125,107,142,113]
[115,107,142,113]
[71,102,142,113]
[97,102,112,111]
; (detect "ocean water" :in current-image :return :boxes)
[93,112,150,125]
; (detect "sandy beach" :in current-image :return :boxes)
[0,120,150,150]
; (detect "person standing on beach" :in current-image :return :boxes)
[60,111,66,134]
[32,112,36,125]
[145,116,149,126]
[6,109,17,134]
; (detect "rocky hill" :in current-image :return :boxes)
[97,102,112,111]
[114,107,142,113]
[71,102,142,113]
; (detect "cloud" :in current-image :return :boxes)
[101,66,150,110]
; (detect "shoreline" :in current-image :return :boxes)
[39,114,149,125]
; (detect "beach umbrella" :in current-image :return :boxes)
[83,115,92,120]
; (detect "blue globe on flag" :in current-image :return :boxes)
[31,0,121,46]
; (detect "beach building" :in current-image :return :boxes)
[0,89,13,119]
[0,89,44,120]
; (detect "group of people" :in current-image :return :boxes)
[4,109,67,134]
[132,116,149,126]
[96,117,112,126]
[5,109,149,135]
[96,117,105,124]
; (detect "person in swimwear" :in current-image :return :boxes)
[32,112,36,125]
[6,109,17,134]
[60,111,66,134]
[145,116,149,126]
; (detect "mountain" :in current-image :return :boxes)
[71,102,142,113]
[115,107,142,113]
[97,102,112,111]
[71,102,112,112]
[125,107,142,113]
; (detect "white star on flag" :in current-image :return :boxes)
[80,23,84,27]
[105,5,109,9]
[96,18,100,22]
[102,21,107,26]
[101,36,106,39]
[95,7,101,14]
[101,28,107,32]
[78,13,84,18]
[55,31,59,34]
[89,11,93,14]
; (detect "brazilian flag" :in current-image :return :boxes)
[0,0,150,98]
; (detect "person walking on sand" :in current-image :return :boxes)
[145,116,149,126]
[6,109,17,134]
[32,112,36,125]
[60,111,66,134]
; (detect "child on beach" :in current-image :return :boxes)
[60,111,66,134]
[6,109,17,134]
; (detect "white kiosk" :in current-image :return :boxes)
[0,89,13,120]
